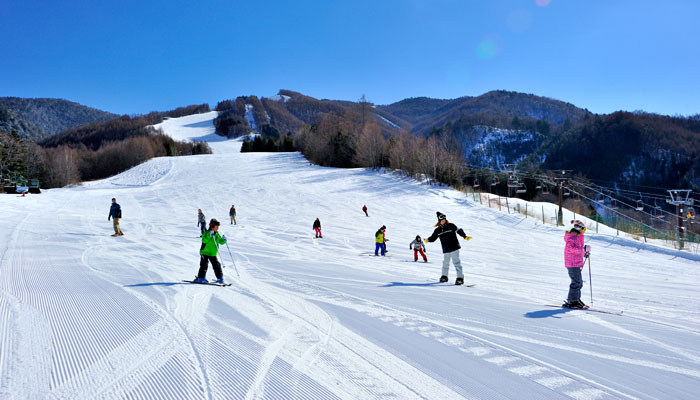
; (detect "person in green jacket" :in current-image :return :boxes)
[195,218,227,283]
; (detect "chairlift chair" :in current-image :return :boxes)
[610,198,618,209]
[515,183,527,194]
[535,180,543,190]
[635,199,644,211]
[473,178,480,188]
[687,207,696,220]
[654,201,664,218]
[542,185,550,195]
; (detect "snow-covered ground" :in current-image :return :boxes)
[1,113,700,399]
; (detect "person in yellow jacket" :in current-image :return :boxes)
[194,219,227,283]
[374,225,388,256]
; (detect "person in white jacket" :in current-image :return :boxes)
[409,235,428,262]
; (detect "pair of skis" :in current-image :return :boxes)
[182,280,231,287]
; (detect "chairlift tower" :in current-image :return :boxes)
[667,189,694,250]
[553,170,572,226]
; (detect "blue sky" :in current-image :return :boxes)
[2,0,699,116]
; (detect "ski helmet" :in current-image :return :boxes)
[209,218,220,227]
[571,219,585,232]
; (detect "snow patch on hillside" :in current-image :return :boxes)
[245,104,257,132]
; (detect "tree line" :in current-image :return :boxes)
[1,104,212,190]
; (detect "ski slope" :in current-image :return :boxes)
[1,112,699,399]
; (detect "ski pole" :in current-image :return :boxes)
[587,255,593,305]
[225,241,240,278]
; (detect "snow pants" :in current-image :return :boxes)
[230,215,236,225]
[112,218,123,235]
[314,228,322,238]
[375,242,385,256]
[199,221,206,235]
[198,255,223,280]
[442,250,463,278]
[566,267,583,303]
[414,248,427,261]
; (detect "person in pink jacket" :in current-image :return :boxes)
[563,220,591,309]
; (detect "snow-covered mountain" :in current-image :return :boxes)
[1,112,699,399]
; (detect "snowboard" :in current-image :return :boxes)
[182,280,232,287]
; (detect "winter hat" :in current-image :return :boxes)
[415,235,421,240]
[571,219,585,232]
[436,212,447,221]
[209,218,220,227]
[381,225,386,230]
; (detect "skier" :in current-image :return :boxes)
[425,212,471,285]
[229,205,237,225]
[563,220,591,309]
[194,218,227,284]
[313,218,323,238]
[375,225,388,256]
[108,198,124,236]
[410,235,428,262]
[362,205,368,217]
[197,209,206,236]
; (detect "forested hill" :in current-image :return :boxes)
[378,90,591,135]
[0,97,117,141]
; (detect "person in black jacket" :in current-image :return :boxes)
[108,198,124,236]
[313,218,322,238]
[425,212,471,284]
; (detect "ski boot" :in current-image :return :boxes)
[439,275,448,283]
[194,277,208,284]
[572,300,588,309]
[455,277,464,285]
[214,277,225,284]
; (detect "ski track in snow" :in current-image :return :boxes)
[1,112,699,399]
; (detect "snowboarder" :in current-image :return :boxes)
[563,220,590,309]
[197,209,206,236]
[229,205,237,225]
[195,218,227,284]
[425,212,471,285]
[362,205,368,217]
[313,218,323,238]
[375,225,388,256]
[410,235,428,262]
[108,198,124,236]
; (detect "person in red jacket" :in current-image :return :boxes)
[362,205,368,217]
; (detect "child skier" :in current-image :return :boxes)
[374,225,387,256]
[425,212,471,285]
[410,235,428,262]
[313,218,323,238]
[563,220,591,309]
[197,209,206,236]
[194,218,227,284]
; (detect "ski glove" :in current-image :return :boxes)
[583,245,591,252]
[423,239,429,243]
[210,232,216,237]
[464,236,472,241]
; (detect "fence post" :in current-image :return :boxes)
[542,206,545,225]
[596,219,599,234]
[505,198,510,214]
[525,203,527,218]
[488,195,491,208]
[498,196,502,211]
[479,193,482,205]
